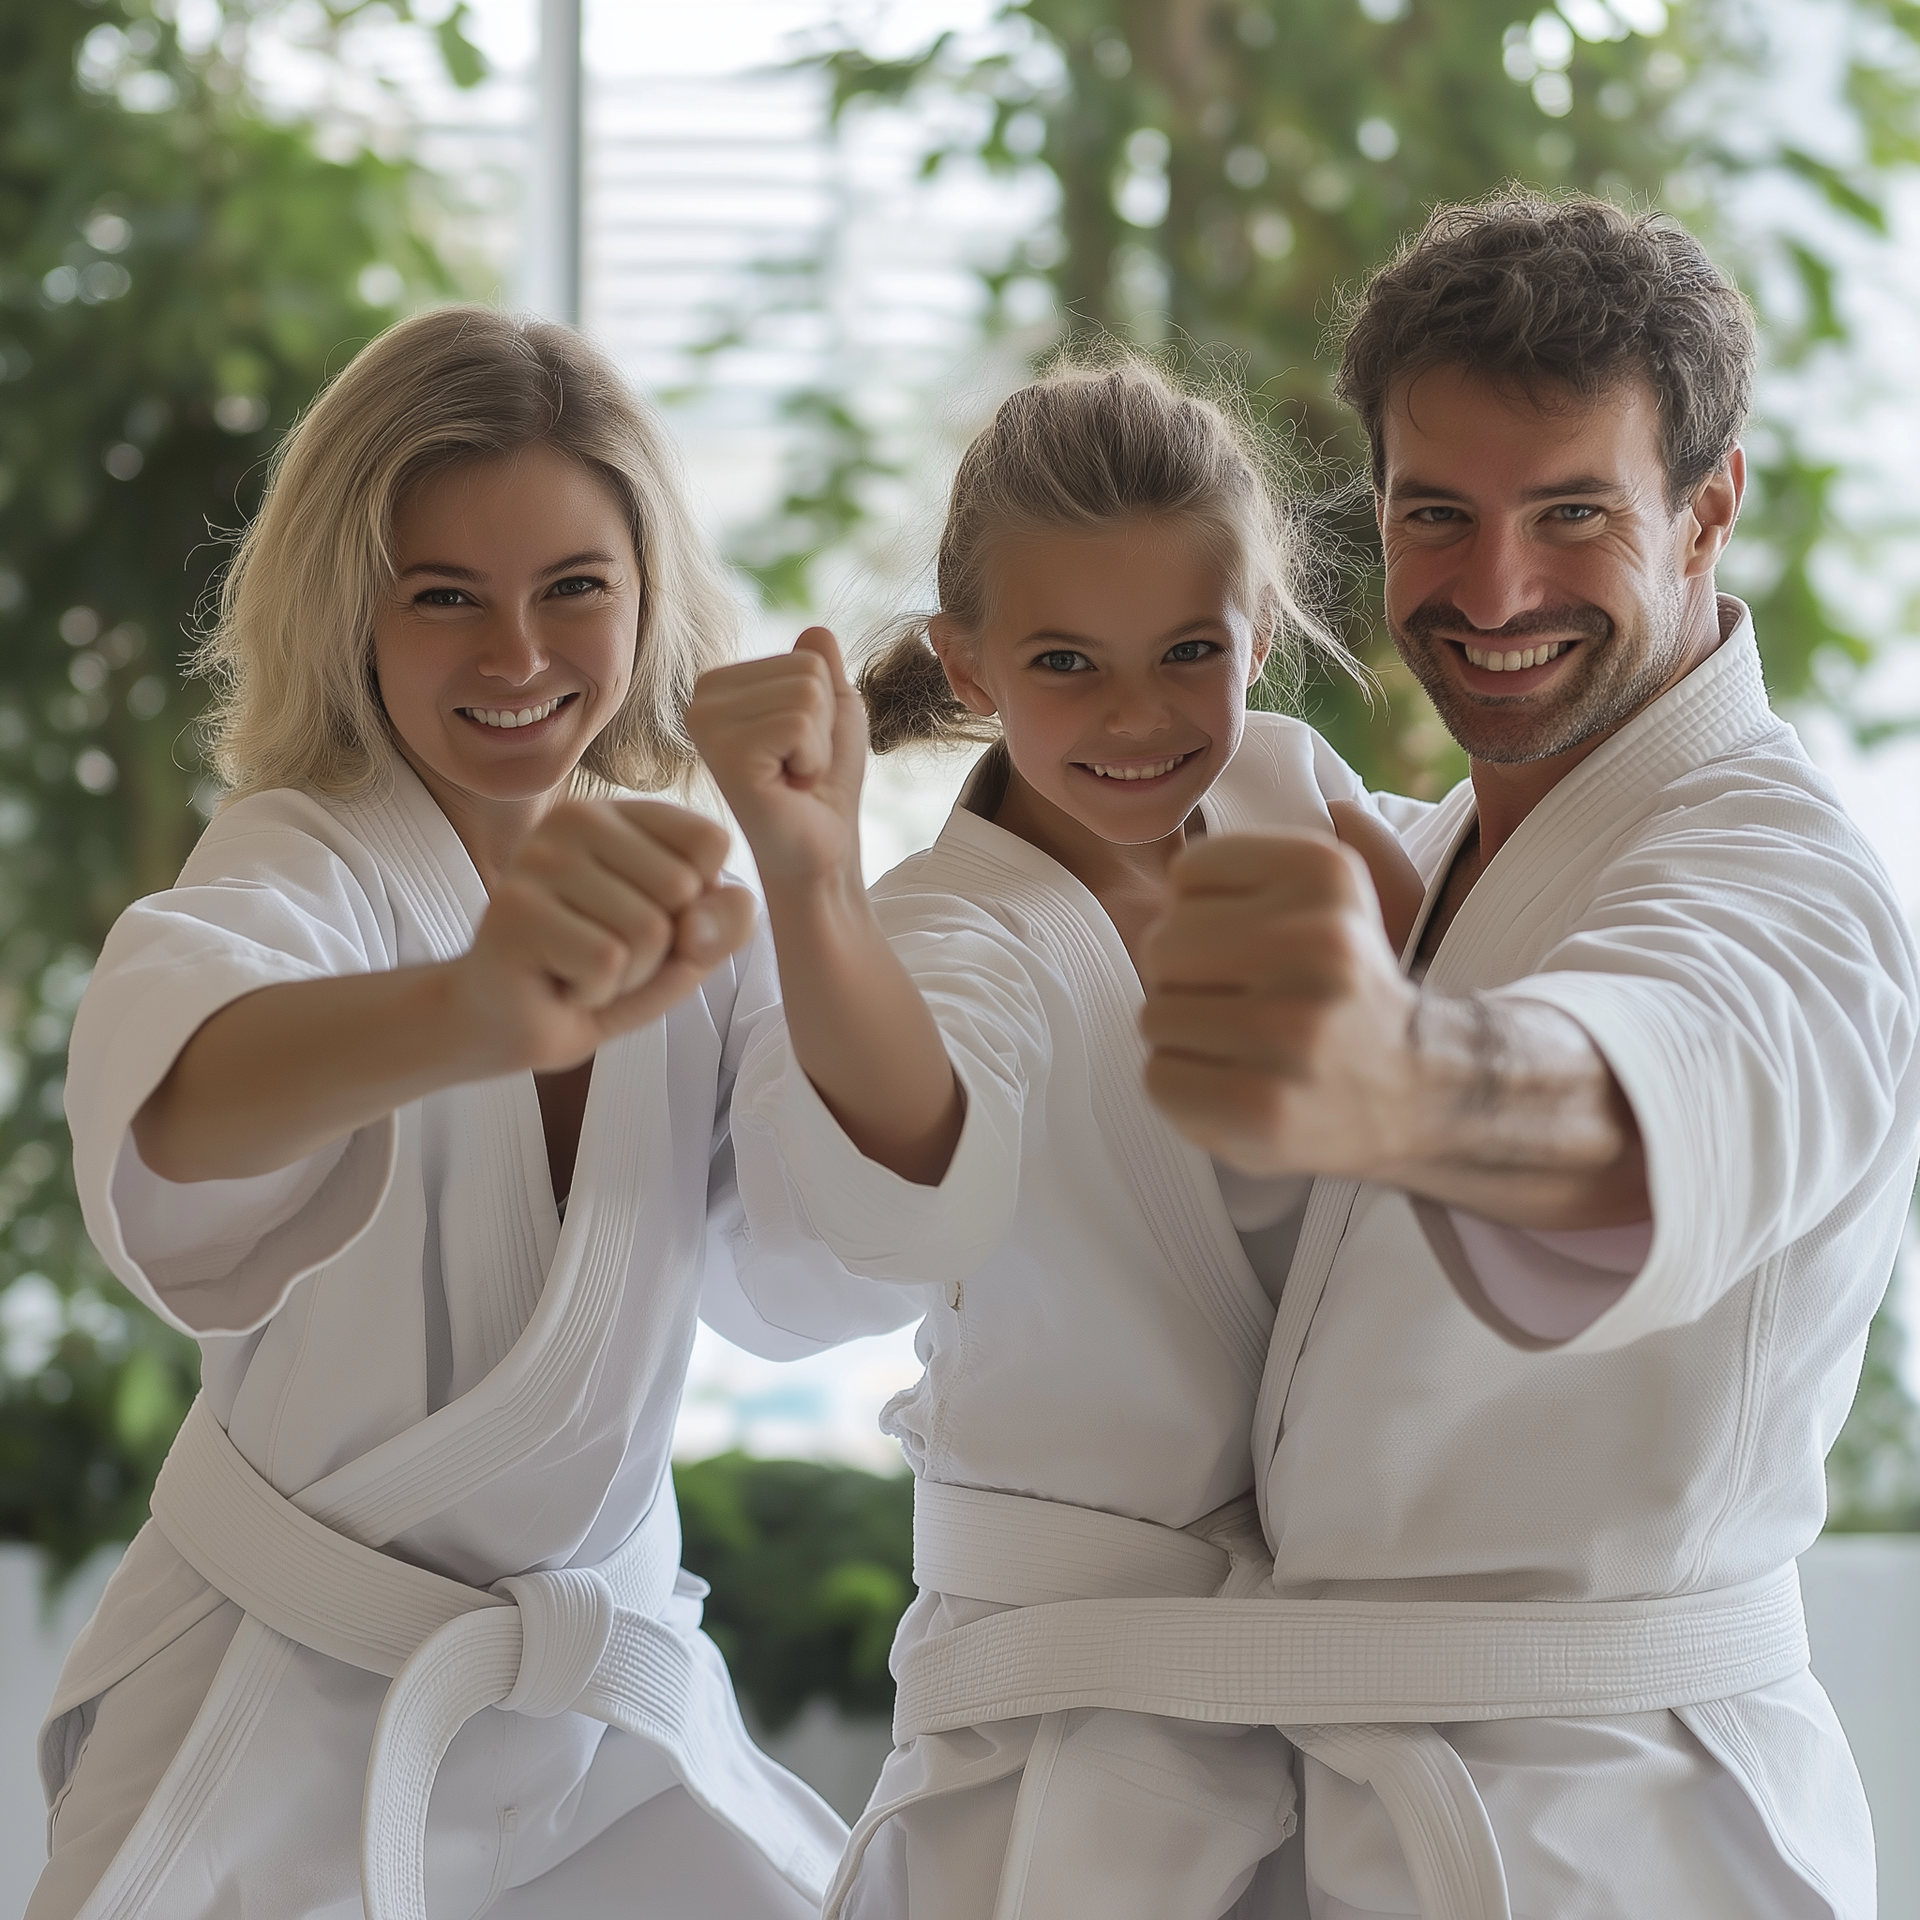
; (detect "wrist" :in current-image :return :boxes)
[1375,987,1478,1174]
[429,955,529,1082]
[761,864,877,948]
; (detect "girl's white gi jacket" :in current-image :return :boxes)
[734,710,1366,1525]
[728,711,1371,1918]
[43,752,894,1920]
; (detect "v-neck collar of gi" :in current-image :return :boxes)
[1410,597,1775,987]
[919,726,1308,1389]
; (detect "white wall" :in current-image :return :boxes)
[4,1536,1917,1918]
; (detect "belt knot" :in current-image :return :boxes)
[491,1567,616,1718]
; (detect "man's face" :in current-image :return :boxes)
[1377,366,1739,767]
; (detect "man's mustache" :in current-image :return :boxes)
[1402,601,1613,647]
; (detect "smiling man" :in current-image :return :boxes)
[1130,198,1920,1915]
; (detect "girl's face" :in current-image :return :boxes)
[932,516,1269,848]
[373,443,640,815]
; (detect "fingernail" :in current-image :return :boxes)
[686,908,720,950]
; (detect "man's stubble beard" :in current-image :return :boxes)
[1392,576,1690,768]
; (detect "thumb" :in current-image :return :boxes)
[795,625,869,804]
[793,624,850,690]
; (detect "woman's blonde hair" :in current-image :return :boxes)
[197,305,737,799]
[858,352,1341,753]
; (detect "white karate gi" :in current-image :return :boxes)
[728,713,1374,1920]
[1257,599,1920,1917]
[890,602,1919,1919]
[35,750,904,1920]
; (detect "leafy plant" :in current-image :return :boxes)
[675,1451,915,1730]
[725,0,1920,792]
[0,0,473,1570]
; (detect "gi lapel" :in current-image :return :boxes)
[288,758,668,1549]
[936,807,1275,1392]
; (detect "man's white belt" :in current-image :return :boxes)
[901,1479,1810,1920]
[147,1397,775,1920]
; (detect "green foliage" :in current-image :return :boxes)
[0,0,463,1567]
[1827,1302,1920,1531]
[675,1451,914,1730]
[0,1277,198,1581]
[757,0,1920,793]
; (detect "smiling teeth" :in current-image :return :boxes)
[1463,641,1569,673]
[463,696,565,729]
[1088,756,1182,781]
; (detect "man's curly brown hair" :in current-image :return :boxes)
[1335,192,1756,507]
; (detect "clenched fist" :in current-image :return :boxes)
[1141,828,1646,1228]
[687,626,867,896]
[451,797,756,1075]
[1140,831,1424,1179]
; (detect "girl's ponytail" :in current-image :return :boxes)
[856,622,999,755]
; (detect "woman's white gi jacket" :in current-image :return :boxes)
[728,711,1373,1918]
[41,752,896,1920]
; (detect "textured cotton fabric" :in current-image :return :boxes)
[1255,601,1920,1917]
[731,713,1374,1919]
[36,751,890,1920]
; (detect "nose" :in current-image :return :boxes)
[1101,672,1174,740]
[1442,518,1554,633]
[473,605,549,687]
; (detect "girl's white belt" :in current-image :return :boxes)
[146,1396,837,1920]
[898,1478,1810,1920]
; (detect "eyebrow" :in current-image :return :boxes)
[1390,475,1628,504]
[396,549,622,583]
[1020,619,1230,648]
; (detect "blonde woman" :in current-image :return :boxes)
[34,308,876,1920]
[692,360,1422,1920]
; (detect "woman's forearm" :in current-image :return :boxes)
[131,966,500,1184]
[761,874,964,1186]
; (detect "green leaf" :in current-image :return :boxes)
[434,5,489,91]
[1778,147,1888,233]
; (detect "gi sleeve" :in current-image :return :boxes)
[1493,781,1920,1354]
[727,892,1044,1297]
[700,908,926,1356]
[67,804,399,1337]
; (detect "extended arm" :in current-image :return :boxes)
[688,628,963,1186]
[133,800,754,1184]
[1140,831,1647,1230]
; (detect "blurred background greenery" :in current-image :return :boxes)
[2,0,1918,1752]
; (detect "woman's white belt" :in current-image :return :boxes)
[900,1479,1810,1920]
[145,1397,818,1920]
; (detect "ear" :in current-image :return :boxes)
[928,613,998,718]
[1682,446,1745,578]
[1246,619,1273,688]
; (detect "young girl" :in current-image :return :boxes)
[35,308,871,1920]
[690,359,1421,1920]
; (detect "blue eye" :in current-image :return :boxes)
[1035,649,1089,673]
[1165,639,1218,663]
[551,575,606,597]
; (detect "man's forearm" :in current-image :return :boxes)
[1380,993,1648,1230]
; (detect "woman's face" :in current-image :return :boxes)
[932,516,1269,847]
[372,443,640,813]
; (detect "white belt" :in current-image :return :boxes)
[148,1397,826,1920]
[893,1480,1811,1920]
